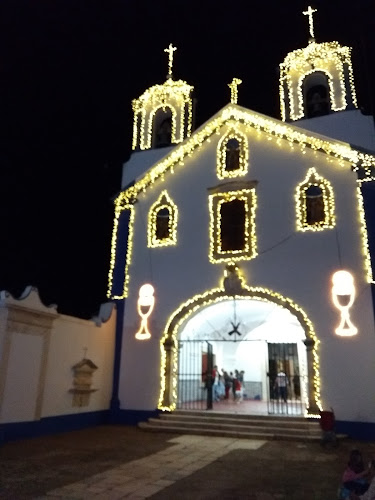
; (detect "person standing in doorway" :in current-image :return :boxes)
[275,370,288,402]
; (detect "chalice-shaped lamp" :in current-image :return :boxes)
[331,270,358,336]
[135,284,155,340]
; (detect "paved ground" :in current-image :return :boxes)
[1,425,375,499]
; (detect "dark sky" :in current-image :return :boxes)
[0,0,374,318]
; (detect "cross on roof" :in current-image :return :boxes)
[164,43,177,79]
[228,78,242,104]
[303,6,317,39]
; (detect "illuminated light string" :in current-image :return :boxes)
[303,6,317,40]
[107,203,135,299]
[331,270,358,336]
[119,107,374,209]
[216,129,249,180]
[228,78,242,104]
[158,284,322,415]
[295,167,336,232]
[107,109,375,298]
[356,186,374,284]
[209,189,257,264]
[147,190,178,248]
[132,78,193,151]
[135,284,155,340]
[279,41,357,121]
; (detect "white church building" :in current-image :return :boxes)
[107,8,375,439]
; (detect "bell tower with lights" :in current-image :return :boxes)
[279,6,357,123]
[131,44,194,152]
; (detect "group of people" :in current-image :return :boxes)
[210,367,245,403]
[339,449,375,499]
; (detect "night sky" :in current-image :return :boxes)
[0,0,374,318]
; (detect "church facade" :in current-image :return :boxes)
[108,13,375,437]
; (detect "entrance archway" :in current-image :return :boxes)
[158,286,322,417]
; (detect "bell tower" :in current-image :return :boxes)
[279,6,357,123]
[131,44,194,151]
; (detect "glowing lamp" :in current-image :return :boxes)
[331,270,358,336]
[135,284,155,340]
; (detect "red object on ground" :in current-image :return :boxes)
[320,410,335,431]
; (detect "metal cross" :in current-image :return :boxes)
[228,78,242,104]
[303,6,317,39]
[164,43,177,79]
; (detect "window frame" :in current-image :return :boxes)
[148,190,178,247]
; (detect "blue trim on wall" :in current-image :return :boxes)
[111,208,131,297]
[0,410,110,444]
[109,298,125,420]
[336,420,375,441]
[112,409,163,426]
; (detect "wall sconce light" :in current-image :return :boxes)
[135,284,155,340]
[331,270,358,336]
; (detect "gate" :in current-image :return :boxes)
[177,340,214,410]
[267,343,304,415]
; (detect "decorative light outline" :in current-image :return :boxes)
[158,284,322,416]
[331,270,358,336]
[147,190,178,248]
[295,167,336,232]
[228,78,242,104]
[356,185,374,283]
[135,283,155,340]
[208,188,257,263]
[216,129,249,180]
[280,41,357,121]
[147,104,177,149]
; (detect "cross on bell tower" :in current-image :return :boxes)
[228,78,242,104]
[303,6,317,40]
[164,43,177,80]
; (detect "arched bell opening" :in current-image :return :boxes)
[152,108,173,148]
[303,72,331,118]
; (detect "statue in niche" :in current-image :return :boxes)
[306,185,325,224]
[225,138,240,172]
[156,208,170,239]
[223,263,244,295]
[155,116,172,148]
[306,85,330,118]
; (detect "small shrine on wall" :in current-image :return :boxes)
[69,357,98,407]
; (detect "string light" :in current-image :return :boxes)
[147,190,178,248]
[132,77,193,151]
[295,167,336,232]
[208,188,257,263]
[107,204,135,299]
[356,185,374,283]
[158,282,322,415]
[280,41,358,121]
[216,129,249,179]
[303,6,317,40]
[164,43,177,79]
[228,78,242,104]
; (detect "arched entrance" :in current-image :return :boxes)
[158,286,322,417]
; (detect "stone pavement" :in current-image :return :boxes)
[1,424,375,499]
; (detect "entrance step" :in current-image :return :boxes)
[139,410,325,442]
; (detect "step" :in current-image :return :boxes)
[138,422,322,442]
[151,418,321,437]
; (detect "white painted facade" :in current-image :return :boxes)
[0,287,116,424]
[109,36,375,430]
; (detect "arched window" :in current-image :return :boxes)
[217,131,249,180]
[296,168,335,232]
[148,191,178,247]
[153,108,173,148]
[303,72,331,118]
[155,208,170,240]
[305,185,324,224]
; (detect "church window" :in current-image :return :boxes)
[148,190,178,247]
[302,72,331,118]
[296,168,335,232]
[217,130,249,180]
[208,184,257,263]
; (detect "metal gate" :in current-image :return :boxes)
[177,340,213,410]
[267,343,303,415]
